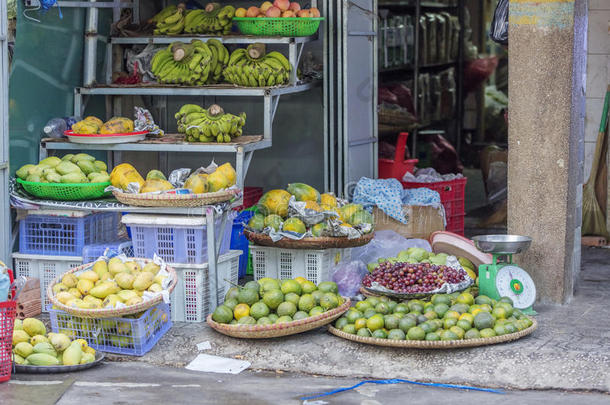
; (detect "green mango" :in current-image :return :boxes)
[26,174,42,183]
[39,156,62,168]
[61,172,87,184]
[93,160,107,172]
[45,172,62,183]
[62,154,75,161]
[16,164,34,180]
[89,174,110,183]
[56,161,81,175]
[71,153,95,163]
[77,160,96,175]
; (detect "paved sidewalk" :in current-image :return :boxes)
[108,247,610,392]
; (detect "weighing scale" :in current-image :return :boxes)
[472,235,537,315]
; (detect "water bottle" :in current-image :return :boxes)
[42,118,67,138]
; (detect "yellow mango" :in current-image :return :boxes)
[89,282,120,299]
[26,353,60,366]
[117,290,139,302]
[23,318,46,337]
[115,272,135,290]
[30,335,48,346]
[142,262,161,275]
[78,270,99,283]
[49,333,71,353]
[80,352,96,364]
[52,283,68,295]
[108,257,128,276]
[62,341,83,366]
[124,261,142,273]
[83,295,103,308]
[93,260,109,278]
[67,288,82,299]
[216,163,236,186]
[133,272,154,291]
[13,330,30,346]
[140,179,174,193]
[125,296,143,306]
[102,294,121,308]
[14,342,34,358]
[207,170,230,192]
[184,173,209,194]
[77,279,94,296]
[62,273,78,288]
[148,283,162,293]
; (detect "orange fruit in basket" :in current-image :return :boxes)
[233,303,250,320]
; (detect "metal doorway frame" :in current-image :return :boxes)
[0,0,9,264]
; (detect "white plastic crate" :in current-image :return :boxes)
[12,253,83,311]
[170,250,241,322]
[250,246,351,285]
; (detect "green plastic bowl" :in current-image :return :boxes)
[16,178,111,201]
[233,17,324,37]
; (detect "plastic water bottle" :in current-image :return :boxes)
[42,116,80,138]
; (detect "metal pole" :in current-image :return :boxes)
[83,0,99,86]
[0,0,9,265]
[206,207,219,312]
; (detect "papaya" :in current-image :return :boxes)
[207,170,230,192]
[84,116,104,127]
[110,163,145,191]
[216,163,236,186]
[349,210,373,226]
[311,222,327,237]
[258,189,291,218]
[184,173,209,194]
[140,179,174,193]
[248,214,265,231]
[339,203,363,222]
[320,193,338,207]
[72,120,99,134]
[282,217,306,234]
[39,156,62,168]
[100,117,134,134]
[304,201,321,211]
[287,183,320,202]
[264,214,283,231]
[146,169,167,181]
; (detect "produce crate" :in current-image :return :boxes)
[0,270,16,383]
[48,303,171,357]
[234,187,263,211]
[81,239,134,264]
[250,246,350,285]
[122,212,236,264]
[19,210,119,256]
[12,253,83,312]
[170,250,242,322]
[230,210,255,279]
[402,177,467,235]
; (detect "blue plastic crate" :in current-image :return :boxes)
[19,211,119,256]
[230,211,255,279]
[123,212,236,265]
[82,239,134,263]
[48,303,172,356]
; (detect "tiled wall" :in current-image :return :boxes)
[584,1,610,181]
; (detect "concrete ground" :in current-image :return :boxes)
[98,247,610,393]
[2,362,609,405]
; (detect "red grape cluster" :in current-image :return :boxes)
[362,262,466,293]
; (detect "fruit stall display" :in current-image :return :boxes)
[329,293,537,347]
[176,104,246,143]
[69,116,134,135]
[208,278,350,338]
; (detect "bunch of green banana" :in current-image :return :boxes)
[184,3,235,35]
[149,4,178,24]
[150,39,229,85]
[153,4,187,35]
[175,104,246,143]
[223,43,292,87]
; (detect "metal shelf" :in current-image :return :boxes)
[378,1,457,8]
[419,60,458,69]
[110,35,316,45]
[380,64,414,74]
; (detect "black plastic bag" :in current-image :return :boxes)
[490,0,508,45]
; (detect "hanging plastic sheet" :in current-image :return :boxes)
[490,0,508,45]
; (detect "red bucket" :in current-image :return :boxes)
[0,270,16,383]
[378,132,418,181]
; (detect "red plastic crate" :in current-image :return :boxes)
[402,177,467,235]
[378,132,418,180]
[1,270,16,383]
[235,187,263,211]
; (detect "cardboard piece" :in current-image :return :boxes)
[373,205,445,240]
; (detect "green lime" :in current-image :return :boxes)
[293,311,309,321]
[503,323,517,334]
[225,287,239,301]
[493,324,507,336]
[281,280,302,295]
[444,310,460,320]
[354,318,367,330]
[317,281,338,294]
[357,328,372,337]
[450,326,465,339]
[474,312,495,330]
[408,302,424,313]
[417,315,428,325]
[515,320,528,331]
[387,301,397,312]
[212,305,233,324]
[256,317,273,325]
[379,295,390,302]
[238,288,259,305]
[498,296,514,305]
[408,311,422,319]
[372,329,388,339]
[342,324,357,334]
[365,297,380,307]
[309,306,324,317]
[284,292,300,306]
[407,326,425,340]
[277,301,297,317]
[262,290,284,310]
[320,293,339,310]
[449,292,460,300]
[388,329,406,340]
[237,316,256,325]
[456,292,474,305]
[276,315,293,324]
[474,295,493,306]
[346,309,363,324]
[264,214,283,231]
[393,303,409,314]
[250,302,270,320]
[223,298,238,311]
[375,302,390,315]
[355,301,372,312]
[496,302,514,317]
[335,317,349,329]
[301,280,317,294]
[468,304,481,314]
[431,294,452,305]
[260,279,281,292]
[456,320,472,331]
[440,330,459,340]
[431,319,444,330]
[364,308,377,319]
[425,332,441,341]
[450,303,470,314]
[268,314,279,323]
[433,303,449,317]
[423,302,434,312]
[479,304,493,313]
[480,328,496,338]
[244,280,260,292]
[298,294,316,312]
[492,307,508,320]
[383,315,399,330]
[464,329,481,339]
[398,316,416,332]
[311,290,324,305]
[366,314,385,331]
[424,311,438,320]
[443,318,458,329]
[419,322,434,334]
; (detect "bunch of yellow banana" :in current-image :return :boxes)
[175,104,246,143]
[150,39,229,85]
[184,3,235,35]
[153,4,187,35]
[223,43,292,87]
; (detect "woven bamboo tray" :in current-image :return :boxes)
[245,230,375,249]
[207,298,351,339]
[113,188,239,207]
[46,260,177,318]
[328,317,537,349]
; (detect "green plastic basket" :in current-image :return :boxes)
[16,178,111,201]
[233,17,324,37]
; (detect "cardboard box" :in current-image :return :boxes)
[373,205,445,240]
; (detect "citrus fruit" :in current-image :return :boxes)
[277,301,297,317]
[366,314,385,331]
[263,290,284,310]
[317,281,338,294]
[238,288,259,305]
[459,313,474,324]
[309,306,324,317]
[301,281,317,294]
[260,279,281,293]
[440,330,459,340]
[408,311,422,318]
[244,280,260,292]
[474,312,495,330]
[320,293,339,310]
[424,311,438,320]
[450,303,470,314]
[293,311,309,320]
[257,317,273,325]
[423,302,434,312]
[311,290,324,305]
[250,302,270,320]
[431,294,452,305]
[479,304,493,313]
[407,326,425,340]
[225,287,239,301]
[212,305,233,324]
[493,324,507,336]
[335,317,349,329]
[346,309,363,324]
[298,294,316,312]
[342,324,357,334]
[450,326,465,339]
[285,292,300,306]
[354,318,367,330]
[375,302,390,315]
[456,320,472,331]
[276,315,293,324]
[464,329,481,339]
[398,316,416,332]
[294,276,308,286]
[443,318,457,329]
[388,329,406,340]
[456,292,474,306]
[503,323,518,334]
[419,322,434,334]
[408,302,424,313]
[372,329,388,339]
[475,295,493,306]
[425,332,441,341]
[268,314,279,323]
[480,328,496,338]
[433,303,449,317]
[444,310,460,320]
[492,307,507,320]
[496,302,514,317]
[281,280,302,295]
[393,303,409,314]
[515,320,529,331]
[223,298,238,310]
[229,320,237,324]
[237,316,256,325]
[365,297,380,307]
[498,296,514,305]
[357,328,372,337]
[364,308,377,319]
[355,301,372,312]
[233,303,250,320]
[384,315,399,330]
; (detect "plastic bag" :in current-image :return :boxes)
[490,0,508,45]
[0,268,10,302]
[350,230,432,266]
[331,261,369,297]
[464,57,498,93]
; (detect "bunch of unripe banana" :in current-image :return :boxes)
[150,39,229,85]
[176,104,247,143]
[223,43,292,87]
[152,3,187,35]
[151,3,235,35]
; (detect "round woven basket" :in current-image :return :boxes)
[328,316,537,349]
[113,188,239,207]
[46,260,177,318]
[244,230,374,249]
[207,298,351,339]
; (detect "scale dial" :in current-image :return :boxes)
[495,265,536,309]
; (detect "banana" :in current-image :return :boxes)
[228,49,247,66]
[152,5,178,24]
[163,9,183,25]
[265,51,291,71]
[260,58,284,72]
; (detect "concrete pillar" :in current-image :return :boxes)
[507,0,586,304]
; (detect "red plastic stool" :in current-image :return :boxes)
[378,132,418,180]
